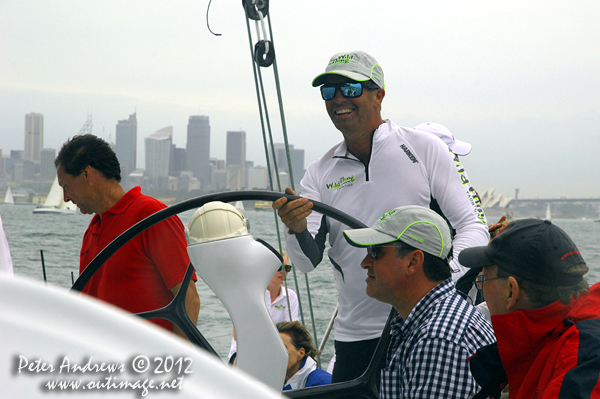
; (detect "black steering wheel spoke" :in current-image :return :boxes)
[134,263,214,353]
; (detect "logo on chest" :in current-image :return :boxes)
[400,144,418,164]
[326,176,356,191]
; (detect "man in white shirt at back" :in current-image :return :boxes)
[273,50,489,382]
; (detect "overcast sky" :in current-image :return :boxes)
[1,0,599,199]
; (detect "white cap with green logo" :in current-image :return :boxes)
[312,50,385,89]
[343,205,452,260]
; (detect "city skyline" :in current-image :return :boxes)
[1,108,279,179]
[1,110,305,193]
[0,111,282,172]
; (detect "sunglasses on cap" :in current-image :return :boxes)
[278,265,292,273]
[320,81,379,101]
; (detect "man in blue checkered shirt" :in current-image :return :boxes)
[344,205,496,398]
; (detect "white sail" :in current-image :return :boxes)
[545,204,552,220]
[43,177,63,207]
[3,187,14,205]
[33,177,77,214]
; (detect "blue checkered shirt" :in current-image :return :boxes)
[381,278,496,398]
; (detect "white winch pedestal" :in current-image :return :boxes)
[186,202,288,391]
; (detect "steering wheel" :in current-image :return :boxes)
[71,190,389,398]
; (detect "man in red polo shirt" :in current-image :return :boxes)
[55,134,199,339]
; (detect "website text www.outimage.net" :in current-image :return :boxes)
[14,354,193,396]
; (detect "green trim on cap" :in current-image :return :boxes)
[370,65,385,89]
[397,221,445,258]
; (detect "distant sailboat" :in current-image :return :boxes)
[3,187,14,205]
[33,177,78,214]
[545,203,552,220]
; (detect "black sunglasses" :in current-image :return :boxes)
[366,245,398,260]
[320,81,380,101]
[320,82,365,101]
[278,265,292,273]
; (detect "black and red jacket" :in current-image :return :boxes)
[470,282,600,398]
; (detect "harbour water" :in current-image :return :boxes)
[0,204,339,365]
[2,203,599,366]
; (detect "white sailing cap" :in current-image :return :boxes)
[343,205,452,260]
[414,122,472,156]
[312,51,385,89]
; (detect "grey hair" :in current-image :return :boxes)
[497,263,590,307]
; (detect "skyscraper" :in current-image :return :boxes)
[269,143,305,187]
[40,148,56,181]
[245,160,254,189]
[170,146,186,178]
[115,112,137,183]
[145,127,172,189]
[289,147,305,186]
[248,166,269,189]
[24,113,43,162]
[226,131,246,190]
[209,157,226,191]
[186,115,210,189]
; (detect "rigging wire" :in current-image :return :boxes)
[263,15,320,346]
[246,4,296,325]
[266,16,296,190]
[243,8,293,325]
[206,0,222,36]
[244,8,295,324]
[242,0,320,347]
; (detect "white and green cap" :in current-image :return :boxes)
[312,51,385,89]
[343,205,452,259]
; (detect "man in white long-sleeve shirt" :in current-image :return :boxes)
[273,50,489,383]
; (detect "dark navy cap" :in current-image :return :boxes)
[459,218,585,287]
